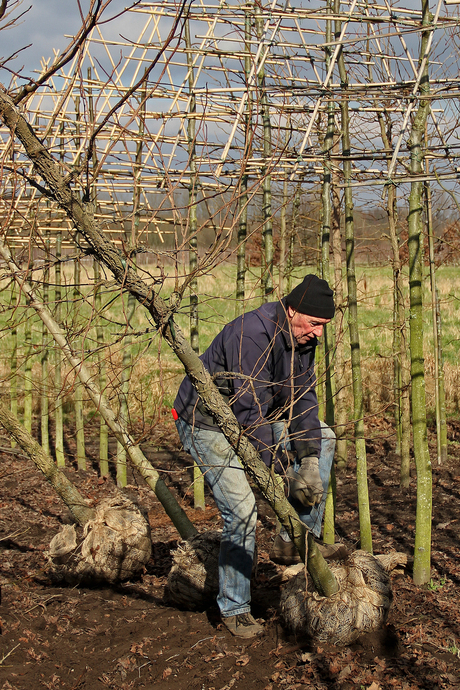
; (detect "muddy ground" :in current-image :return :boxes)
[1,416,460,690]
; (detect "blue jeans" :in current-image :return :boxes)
[175,417,335,617]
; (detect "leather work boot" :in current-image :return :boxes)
[269,534,301,566]
[222,613,264,638]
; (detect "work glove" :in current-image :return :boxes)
[286,456,323,507]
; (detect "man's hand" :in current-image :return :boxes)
[286,456,323,507]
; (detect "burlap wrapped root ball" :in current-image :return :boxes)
[280,550,407,645]
[167,531,258,611]
[47,495,152,585]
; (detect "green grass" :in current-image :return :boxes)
[1,262,459,426]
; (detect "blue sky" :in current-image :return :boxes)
[1,0,136,82]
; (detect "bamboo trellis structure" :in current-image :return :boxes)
[2,0,460,255]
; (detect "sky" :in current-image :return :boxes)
[1,0,137,82]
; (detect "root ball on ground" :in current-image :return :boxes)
[167,531,258,611]
[280,550,407,645]
[167,531,221,610]
[47,495,152,585]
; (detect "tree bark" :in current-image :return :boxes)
[407,0,433,585]
[377,112,411,488]
[0,401,94,525]
[335,1,372,553]
[0,88,339,597]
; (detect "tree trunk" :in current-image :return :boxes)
[0,401,94,525]
[320,13,337,544]
[23,307,33,435]
[425,170,447,465]
[41,236,50,456]
[331,157,347,471]
[185,18,205,510]
[94,259,109,477]
[10,283,18,449]
[73,255,86,471]
[0,89,339,598]
[335,1,372,553]
[255,4,273,301]
[407,0,433,585]
[235,10,251,315]
[377,111,411,487]
[54,231,65,467]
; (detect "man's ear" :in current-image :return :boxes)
[287,305,295,319]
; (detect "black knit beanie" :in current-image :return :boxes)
[285,274,335,319]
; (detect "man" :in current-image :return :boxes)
[173,274,338,638]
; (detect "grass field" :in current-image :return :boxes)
[1,262,459,434]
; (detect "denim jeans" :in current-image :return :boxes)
[175,416,335,617]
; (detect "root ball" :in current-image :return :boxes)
[47,495,152,585]
[280,550,407,645]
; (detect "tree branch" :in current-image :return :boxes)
[0,87,339,597]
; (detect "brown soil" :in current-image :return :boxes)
[1,416,460,690]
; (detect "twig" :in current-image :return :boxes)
[0,643,20,665]
[0,446,31,460]
[0,527,29,542]
[23,594,63,615]
[189,636,225,650]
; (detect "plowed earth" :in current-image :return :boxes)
[1,416,460,690]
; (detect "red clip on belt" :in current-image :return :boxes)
[171,408,179,421]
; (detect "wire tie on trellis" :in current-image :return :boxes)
[384,177,397,188]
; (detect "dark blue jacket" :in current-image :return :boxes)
[174,299,321,472]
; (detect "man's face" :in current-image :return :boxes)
[287,306,331,345]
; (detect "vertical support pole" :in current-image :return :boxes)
[185,17,205,509]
